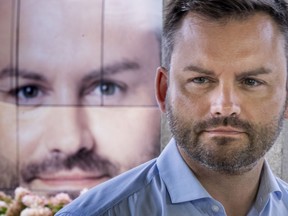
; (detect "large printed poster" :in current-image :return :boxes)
[0,0,162,197]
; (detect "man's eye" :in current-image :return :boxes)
[5,85,46,105]
[14,85,42,100]
[99,82,117,95]
[191,77,210,84]
[91,81,124,96]
[242,78,262,87]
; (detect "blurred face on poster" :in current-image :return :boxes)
[0,0,161,195]
[0,0,18,189]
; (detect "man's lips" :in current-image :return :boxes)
[38,169,109,180]
[203,127,246,136]
[33,169,111,188]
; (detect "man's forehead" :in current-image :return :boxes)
[0,0,161,75]
[170,11,287,74]
[183,12,276,29]
[105,0,161,29]
[177,12,283,45]
[19,0,102,26]
[6,0,161,25]
[0,0,161,36]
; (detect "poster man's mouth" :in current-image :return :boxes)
[32,168,111,189]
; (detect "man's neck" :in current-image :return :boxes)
[179,148,264,216]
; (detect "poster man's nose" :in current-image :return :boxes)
[45,107,95,155]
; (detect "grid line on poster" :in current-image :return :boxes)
[15,0,21,188]
[100,0,105,106]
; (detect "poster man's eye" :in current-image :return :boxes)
[7,85,46,105]
[87,81,125,97]
[16,86,41,99]
[99,82,118,96]
[81,80,127,105]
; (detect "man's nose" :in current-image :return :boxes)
[45,107,95,155]
[210,84,241,118]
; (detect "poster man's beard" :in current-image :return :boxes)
[21,148,119,184]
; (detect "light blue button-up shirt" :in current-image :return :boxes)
[56,139,288,216]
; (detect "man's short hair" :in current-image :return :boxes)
[162,0,288,71]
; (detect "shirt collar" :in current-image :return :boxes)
[253,160,282,213]
[157,138,282,208]
[157,138,211,203]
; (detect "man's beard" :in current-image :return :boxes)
[0,155,18,188]
[166,101,286,175]
[20,148,120,189]
[20,139,160,197]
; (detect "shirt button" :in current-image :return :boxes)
[211,205,220,212]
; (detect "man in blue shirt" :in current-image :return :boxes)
[56,0,288,215]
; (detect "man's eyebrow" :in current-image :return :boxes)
[82,60,140,82]
[183,65,272,78]
[0,67,47,82]
[236,68,272,79]
[183,65,214,75]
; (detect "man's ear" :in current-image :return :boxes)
[155,67,168,113]
[285,93,288,119]
[285,105,288,119]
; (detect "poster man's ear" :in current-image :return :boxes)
[155,67,168,113]
[285,91,288,118]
